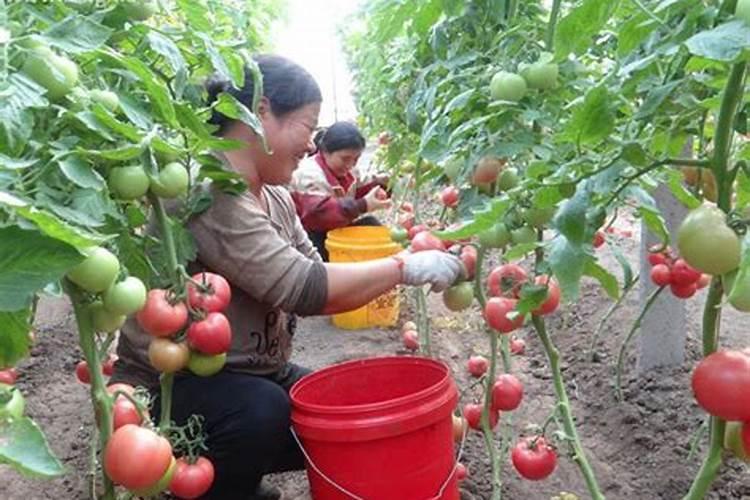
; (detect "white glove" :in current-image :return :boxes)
[400,250,466,293]
[363,186,392,212]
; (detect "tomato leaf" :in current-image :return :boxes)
[583,258,619,300]
[552,188,589,245]
[0,308,32,369]
[0,417,65,478]
[504,242,540,262]
[561,85,615,146]
[638,205,669,245]
[436,198,511,240]
[685,21,750,62]
[547,236,587,302]
[57,155,105,189]
[665,169,701,209]
[554,0,618,59]
[177,0,213,33]
[213,94,265,148]
[44,16,112,53]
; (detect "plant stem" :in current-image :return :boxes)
[474,245,488,309]
[713,62,746,211]
[588,276,638,359]
[415,287,431,355]
[614,286,664,401]
[65,282,115,500]
[545,0,562,51]
[531,316,604,500]
[481,330,501,500]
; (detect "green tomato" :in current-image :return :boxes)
[522,62,559,90]
[109,166,150,200]
[67,247,120,292]
[442,282,474,312]
[443,156,463,181]
[737,0,750,25]
[103,277,147,316]
[390,227,408,243]
[22,47,79,101]
[497,168,520,191]
[677,206,740,275]
[511,225,537,245]
[188,352,226,377]
[131,456,176,497]
[150,162,189,198]
[724,421,750,462]
[490,71,527,102]
[0,384,25,419]
[478,223,511,248]
[723,270,750,312]
[90,302,126,333]
[123,0,158,21]
[89,89,119,113]
[523,206,557,228]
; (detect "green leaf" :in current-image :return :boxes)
[504,242,540,261]
[91,105,143,142]
[214,93,265,143]
[547,236,587,302]
[555,0,619,58]
[435,198,511,239]
[44,16,112,53]
[0,417,65,478]
[0,226,82,312]
[515,282,549,316]
[0,154,37,170]
[665,169,701,209]
[553,189,589,245]
[0,308,32,369]
[685,20,750,62]
[177,0,212,33]
[634,80,682,121]
[617,14,657,57]
[638,205,669,244]
[562,85,614,146]
[146,32,187,75]
[57,156,105,189]
[14,206,105,248]
[583,258,619,300]
[611,244,635,289]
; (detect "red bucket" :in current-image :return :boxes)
[290,356,459,500]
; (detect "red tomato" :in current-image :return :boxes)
[647,244,672,266]
[692,350,750,421]
[169,456,215,499]
[410,231,445,252]
[0,368,18,385]
[136,289,188,337]
[696,274,711,289]
[463,403,499,431]
[76,360,91,384]
[408,224,428,240]
[187,272,232,313]
[670,282,697,299]
[104,424,173,490]
[484,297,524,333]
[400,202,414,213]
[398,214,415,231]
[402,330,419,351]
[511,436,557,480]
[592,231,605,248]
[491,374,524,412]
[648,252,669,266]
[106,384,146,430]
[401,321,417,333]
[102,354,117,377]
[467,355,488,378]
[187,312,232,355]
[510,337,526,355]
[440,186,460,208]
[532,275,560,316]
[670,259,701,286]
[650,264,672,287]
[488,264,528,298]
[460,246,477,280]
[455,462,468,482]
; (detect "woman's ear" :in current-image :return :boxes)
[256,97,272,120]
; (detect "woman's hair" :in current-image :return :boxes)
[205,54,322,133]
[314,121,366,154]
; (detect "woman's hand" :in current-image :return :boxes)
[398,250,466,292]
[363,186,392,212]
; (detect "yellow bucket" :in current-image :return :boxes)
[325,226,401,330]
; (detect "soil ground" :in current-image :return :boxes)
[1,217,749,500]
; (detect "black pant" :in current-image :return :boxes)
[309,215,381,262]
[153,363,312,499]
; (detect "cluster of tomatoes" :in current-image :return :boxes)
[647,246,710,299]
[138,272,233,377]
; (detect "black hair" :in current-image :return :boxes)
[205,54,322,134]
[314,121,366,154]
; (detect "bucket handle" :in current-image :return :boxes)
[290,426,467,500]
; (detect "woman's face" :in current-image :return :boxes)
[323,148,363,177]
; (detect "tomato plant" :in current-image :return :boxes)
[490,71,527,102]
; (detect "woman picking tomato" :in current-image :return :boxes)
[290,121,390,261]
[110,55,464,500]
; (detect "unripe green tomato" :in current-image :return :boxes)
[523,206,557,228]
[443,157,463,181]
[150,162,189,198]
[103,277,147,316]
[109,166,150,200]
[497,168,520,191]
[89,89,119,113]
[478,223,511,248]
[442,282,474,311]
[558,182,577,199]
[22,48,79,101]
[511,225,537,245]
[67,247,120,292]
[188,352,226,377]
[522,62,559,90]
[90,302,126,333]
[390,227,408,243]
[490,71,527,102]
[123,0,158,21]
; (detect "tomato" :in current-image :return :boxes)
[132,456,176,497]
[442,282,474,311]
[677,206,740,275]
[510,337,526,355]
[89,89,119,113]
[136,289,188,337]
[472,157,504,185]
[490,71,527,102]
[410,231,445,252]
[0,384,25,419]
[106,384,146,430]
[478,223,511,248]
[443,156,463,181]
[511,436,557,480]
[467,355,488,378]
[76,360,91,384]
[148,338,190,373]
[485,297,524,333]
[737,0,750,25]
[511,225,537,245]
[523,206,556,228]
[401,321,417,333]
[463,403,499,430]
[0,368,18,385]
[531,276,560,316]
[670,259,701,286]
[187,272,232,313]
[67,246,120,293]
[22,47,78,101]
[402,330,419,351]
[592,231,605,248]
[187,312,232,355]
[460,246,477,279]
[102,354,117,377]
[691,350,750,421]
[188,352,226,377]
[488,264,528,298]
[452,415,468,443]
[725,270,750,311]
[670,282,696,299]
[104,276,147,316]
[521,60,559,90]
[407,224,428,240]
[696,274,711,289]
[497,168,520,191]
[123,0,158,21]
[398,214,415,231]
[169,456,215,499]
[724,421,750,463]
[440,186,460,208]
[390,227,408,243]
[90,302,126,333]
[650,264,672,287]
[491,374,524,411]
[104,424,173,490]
[455,462,468,482]
[108,166,150,200]
[400,202,414,213]
[150,162,189,198]
[647,249,670,267]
